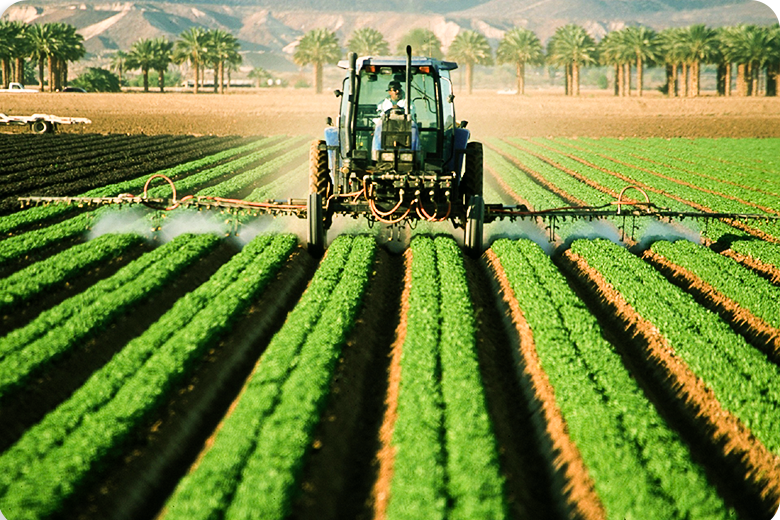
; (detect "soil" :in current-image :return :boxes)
[2,90,780,139]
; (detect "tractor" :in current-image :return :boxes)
[307,46,485,255]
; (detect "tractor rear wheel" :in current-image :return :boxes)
[309,139,333,229]
[465,194,484,257]
[460,141,483,206]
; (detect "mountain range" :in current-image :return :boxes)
[2,0,778,72]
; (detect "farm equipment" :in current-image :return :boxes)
[0,113,91,134]
[14,47,780,254]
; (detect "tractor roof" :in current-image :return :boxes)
[338,56,458,72]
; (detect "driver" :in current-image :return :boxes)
[377,81,411,116]
[372,80,418,159]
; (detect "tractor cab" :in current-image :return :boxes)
[322,52,471,194]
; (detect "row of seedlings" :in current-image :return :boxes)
[0,233,297,520]
[161,234,376,520]
[488,238,734,519]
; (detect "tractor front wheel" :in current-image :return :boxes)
[307,192,326,256]
[464,194,484,257]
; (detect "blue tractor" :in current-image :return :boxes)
[307,46,484,255]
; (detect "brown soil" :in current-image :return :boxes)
[484,249,607,520]
[2,90,780,138]
[560,248,780,517]
[371,248,411,520]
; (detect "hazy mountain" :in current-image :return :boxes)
[2,0,777,73]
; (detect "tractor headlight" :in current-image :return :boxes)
[380,152,395,162]
[399,152,414,163]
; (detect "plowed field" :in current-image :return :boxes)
[2,92,780,520]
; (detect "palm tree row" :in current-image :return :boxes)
[0,20,85,91]
[295,23,780,97]
[116,28,241,93]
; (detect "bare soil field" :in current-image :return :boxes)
[2,89,780,138]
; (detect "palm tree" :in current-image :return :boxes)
[496,27,543,95]
[174,27,208,93]
[52,23,85,90]
[249,66,273,88]
[396,28,443,59]
[109,50,128,88]
[0,21,13,87]
[621,26,657,97]
[206,29,240,94]
[598,30,628,96]
[151,37,173,92]
[447,30,492,94]
[769,24,780,96]
[678,24,718,97]
[293,28,341,94]
[347,27,390,56]
[9,21,29,86]
[547,24,597,96]
[733,25,777,96]
[26,23,56,91]
[656,27,686,97]
[126,38,157,92]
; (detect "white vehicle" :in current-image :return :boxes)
[0,82,39,93]
[0,113,91,133]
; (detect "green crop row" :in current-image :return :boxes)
[196,142,308,199]
[0,210,98,263]
[163,234,375,520]
[143,136,295,199]
[488,138,613,207]
[503,138,780,249]
[485,146,647,244]
[636,138,780,186]
[562,138,780,206]
[388,236,506,520]
[0,232,143,312]
[0,233,297,520]
[0,233,219,398]
[526,138,780,240]
[651,240,780,329]
[492,238,731,519]
[0,136,278,236]
[0,137,301,265]
[570,239,780,456]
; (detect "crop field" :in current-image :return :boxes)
[1,132,780,520]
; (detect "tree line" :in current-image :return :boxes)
[0,22,240,93]
[2,19,778,96]
[308,24,780,97]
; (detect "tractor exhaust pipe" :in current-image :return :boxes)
[405,45,412,118]
[346,51,358,156]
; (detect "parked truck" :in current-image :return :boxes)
[0,82,38,93]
